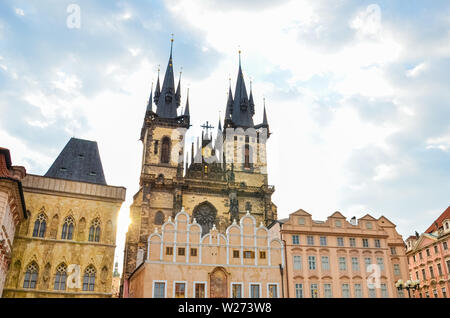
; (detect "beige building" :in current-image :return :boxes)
[127,208,284,298]
[3,138,126,298]
[270,209,409,298]
[0,147,27,297]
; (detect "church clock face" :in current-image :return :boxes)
[193,204,217,236]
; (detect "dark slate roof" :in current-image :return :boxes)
[155,41,180,118]
[231,61,254,128]
[44,138,107,185]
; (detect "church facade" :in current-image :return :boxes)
[122,40,277,295]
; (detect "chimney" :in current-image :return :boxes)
[350,216,357,226]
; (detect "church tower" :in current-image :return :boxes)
[121,43,276,295]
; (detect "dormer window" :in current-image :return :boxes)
[89,171,96,176]
[298,217,305,225]
[78,154,85,159]
[335,220,342,228]
[60,167,67,172]
[366,222,373,229]
[165,93,172,103]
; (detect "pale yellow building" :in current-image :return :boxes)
[127,208,284,298]
[3,138,126,298]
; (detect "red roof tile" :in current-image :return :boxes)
[425,206,450,233]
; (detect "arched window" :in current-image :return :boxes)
[154,211,165,225]
[161,137,171,164]
[23,262,38,289]
[82,265,96,291]
[54,263,67,291]
[32,213,47,238]
[244,144,251,168]
[89,218,101,242]
[61,216,75,240]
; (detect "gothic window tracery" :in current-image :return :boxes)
[88,218,101,242]
[23,262,38,289]
[154,211,165,225]
[61,216,74,240]
[82,265,96,291]
[193,202,217,236]
[32,213,47,238]
[54,263,67,290]
[161,137,171,164]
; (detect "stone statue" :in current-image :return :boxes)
[229,193,239,222]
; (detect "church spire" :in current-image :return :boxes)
[154,66,161,104]
[249,79,255,116]
[184,88,190,117]
[175,69,182,106]
[231,49,254,128]
[224,79,233,121]
[262,98,269,127]
[146,82,153,112]
[155,36,180,118]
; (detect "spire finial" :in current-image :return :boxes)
[170,33,174,58]
[238,46,241,67]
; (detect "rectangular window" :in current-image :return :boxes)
[443,241,448,250]
[293,255,302,270]
[354,284,362,298]
[362,239,369,248]
[419,252,423,260]
[376,257,384,271]
[190,248,197,257]
[442,288,447,298]
[416,271,419,280]
[175,282,186,298]
[231,283,242,298]
[413,255,416,262]
[352,257,360,271]
[365,257,372,271]
[398,289,404,298]
[195,283,206,298]
[295,283,303,298]
[426,249,430,256]
[321,256,330,271]
[429,266,434,278]
[447,260,450,273]
[434,245,438,254]
[259,251,266,259]
[342,284,350,298]
[268,284,278,298]
[368,287,376,298]
[244,251,255,259]
[335,220,342,227]
[233,250,240,258]
[250,284,260,298]
[307,236,314,245]
[310,284,319,298]
[390,247,397,255]
[292,235,300,245]
[154,282,165,298]
[375,239,381,248]
[154,140,159,154]
[349,238,356,247]
[394,264,401,276]
[366,222,373,229]
[178,247,185,256]
[339,256,347,271]
[324,284,332,298]
[437,263,443,276]
[381,284,388,298]
[298,217,305,225]
[422,269,426,280]
[337,237,344,247]
[166,247,173,255]
[308,256,316,270]
[433,289,438,298]
[320,236,327,246]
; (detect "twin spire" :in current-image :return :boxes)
[144,38,268,130]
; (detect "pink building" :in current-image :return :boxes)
[405,206,450,298]
[270,209,409,298]
[127,209,285,298]
[0,148,27,297]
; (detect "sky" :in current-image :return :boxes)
[1,0,449,274]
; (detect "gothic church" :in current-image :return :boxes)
[122,40,277,291]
